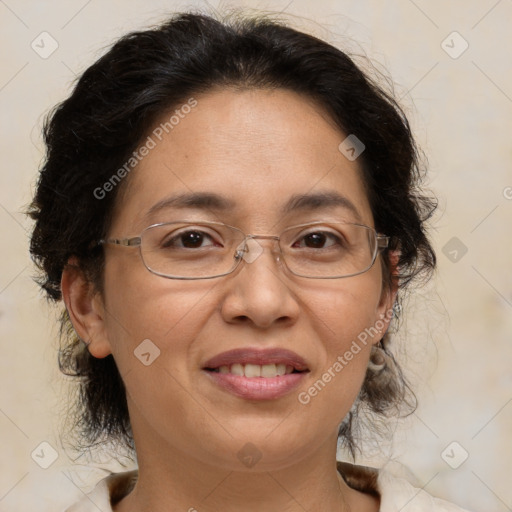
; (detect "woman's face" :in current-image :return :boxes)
[84,88,395,471]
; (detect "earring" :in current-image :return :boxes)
[368,340,386,372]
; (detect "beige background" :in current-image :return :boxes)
[1,0,511,510]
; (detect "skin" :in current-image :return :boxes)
[62,88,397,512]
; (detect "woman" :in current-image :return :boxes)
[29,11,470,511]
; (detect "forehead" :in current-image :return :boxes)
[111,88,372,233]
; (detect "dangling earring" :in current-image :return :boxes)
[368,339,386,372]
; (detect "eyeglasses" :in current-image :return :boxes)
[98,220,389,280]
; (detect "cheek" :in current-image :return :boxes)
[101,267,221,432]
[305,271,384,351]
[297,275,383,407]
[101,257,218,372]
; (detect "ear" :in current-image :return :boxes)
[61,257,112,358]
[375,249,400,339]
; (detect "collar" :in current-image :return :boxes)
[105,462,379,506]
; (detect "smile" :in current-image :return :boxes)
[202,348,310,400]
[207,363,300,378]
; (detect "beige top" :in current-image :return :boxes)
[65,462,471,511]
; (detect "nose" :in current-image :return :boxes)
[220,237,300,329]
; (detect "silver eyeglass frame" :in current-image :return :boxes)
[98,219,390,280]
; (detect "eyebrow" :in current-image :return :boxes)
[144,191,362,222]
[283,191,362,221]
[144,192,236,221]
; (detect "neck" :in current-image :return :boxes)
[115,434,360,512]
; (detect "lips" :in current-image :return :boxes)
[202,348,310,401]
[203,348,309,373]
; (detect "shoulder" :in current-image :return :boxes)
[64,470,137,512]
[337,461,471,512]
[377,469,471,511]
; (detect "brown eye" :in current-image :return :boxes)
[162,230,217,249]
[293,231,342,249]
[180,231,208,248]
[303,233,328,248]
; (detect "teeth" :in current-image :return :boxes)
[276,364,287,376]
[244,364,261,378]
[231,363,244,376]
[261,364,276,378]
[215,363,295,377]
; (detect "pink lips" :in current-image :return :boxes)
[202,348,309,401]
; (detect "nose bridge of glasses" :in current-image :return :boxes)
[236,234,281,264]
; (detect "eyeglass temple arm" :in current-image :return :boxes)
[98,237,142,247]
